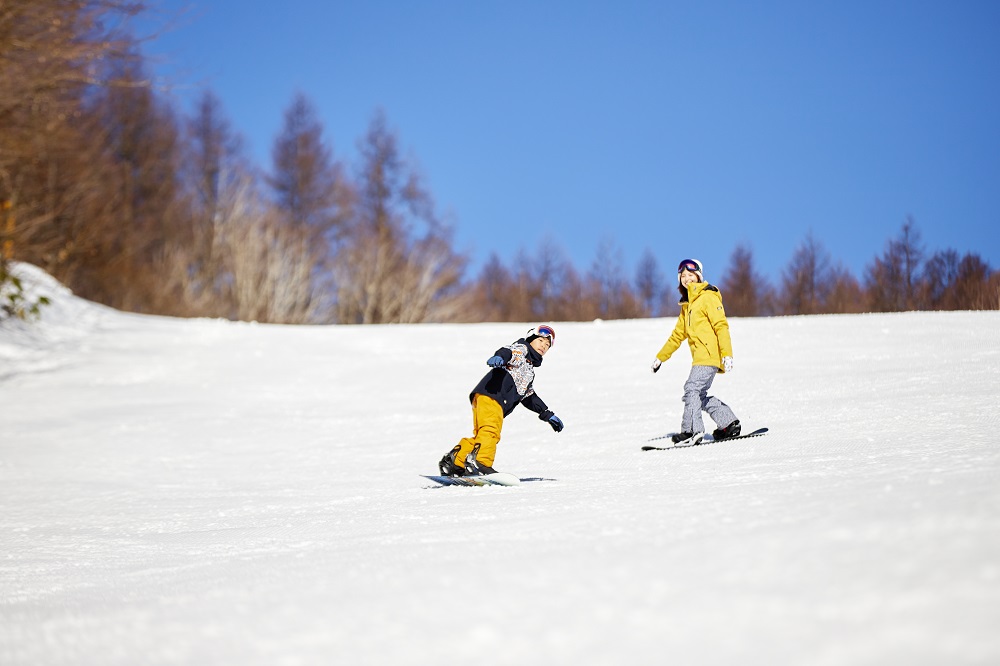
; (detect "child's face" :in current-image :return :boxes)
[679,269,700,288]
[530,335,551,356]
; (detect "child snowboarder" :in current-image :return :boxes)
[439,325,564,476]
[651,259,740,445]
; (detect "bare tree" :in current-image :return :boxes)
[268,93,350,240]
[80,57,186,312]
[0,0,147,172]
[335,110,466,323]
[588,237,623,318]
[916,249,998,311]
[391,228,468,323]
[586,238,644,319]
[172,90,253,313]
[187,92,241,214]
[953,253,996,311]
[522,240,583,321]
[634,248,665,317]
[470,253,515,321]
[264,93,358,323]
[3,104,114,278]
[982,272,1000,311]
[824,265,865,314]
[720,245,772,316]
[2,51,186,313]
[866,217,925,311]
[922,249,961,309]
[222,173,327,323]
[779,233,833,315]
[474,242,581,322]
[1,0,148,280]
[186,90,248,241]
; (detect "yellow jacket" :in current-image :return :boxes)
[656,282,733,371]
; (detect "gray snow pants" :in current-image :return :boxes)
[681,365,738,434]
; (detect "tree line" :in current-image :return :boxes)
[2,2,997,324]
[463,219,998,321]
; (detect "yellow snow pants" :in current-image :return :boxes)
[455,394,504,467]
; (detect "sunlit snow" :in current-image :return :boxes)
[2,263,998,665]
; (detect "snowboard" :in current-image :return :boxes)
[642,427,769,450]
[422,472,521,487]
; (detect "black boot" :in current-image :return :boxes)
[671,432,704,445]
[465,458,497,476]
[438,445,465,477]
[712,420,741,441]
[463,444,498,476]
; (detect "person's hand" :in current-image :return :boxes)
[547,414,564,432]
[540,410,564,432]
[722,356,733,373]
[487,355,505,368]
[651,358,662,373]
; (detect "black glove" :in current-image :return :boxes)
[539,410,564,432]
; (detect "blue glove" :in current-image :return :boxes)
[548,414,564,432]
[540,410,564,432]
[487,355,505,368]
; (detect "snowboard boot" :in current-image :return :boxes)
[712,419,741,441]
[671,432,704,445]
[464,444,497,476]
[464,459,498,476]
[438,445,466,477]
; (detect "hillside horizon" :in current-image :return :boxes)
[2,262,998,665]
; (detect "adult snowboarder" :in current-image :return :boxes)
[438,325,564,476]
[651,259,741,446]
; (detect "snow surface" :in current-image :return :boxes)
[2,262,999,665]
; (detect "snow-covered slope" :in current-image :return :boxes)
[2,262,998,665]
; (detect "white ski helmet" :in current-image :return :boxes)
[525,324,556,347]
[676,258,704,284]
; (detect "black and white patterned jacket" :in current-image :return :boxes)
[469,339,552,419]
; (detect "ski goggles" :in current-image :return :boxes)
[677,259,702,274]
[531,324,556,346]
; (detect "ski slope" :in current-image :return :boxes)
[2,263,999,665]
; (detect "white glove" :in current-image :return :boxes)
[722,356,733,373]
[651,358,662,373]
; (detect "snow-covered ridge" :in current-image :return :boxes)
[2,264,999,665]
[0,262,112,381]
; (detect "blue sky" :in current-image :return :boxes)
[139,0,1000,284]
